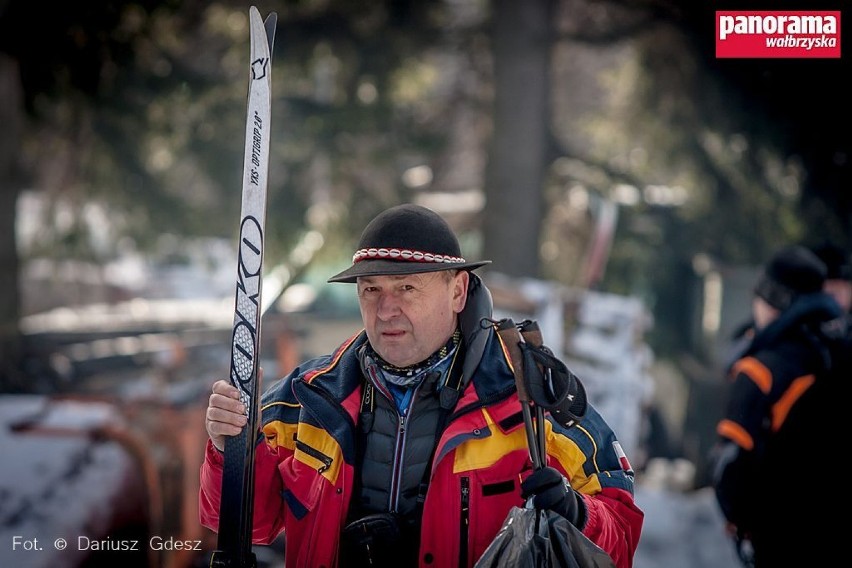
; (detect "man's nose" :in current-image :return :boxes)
[376,292,401,319]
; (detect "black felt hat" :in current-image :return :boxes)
[754,245,826,310]
[328,204,491,283]
[810,242,852,281]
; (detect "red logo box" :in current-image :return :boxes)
[716,11,841,58]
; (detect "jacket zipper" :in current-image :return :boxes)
[459,476,470,568]
[294,439,333,473]
[388,378,424,512]
[389,412,407,512]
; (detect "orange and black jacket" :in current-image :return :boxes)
[713,292,841,547]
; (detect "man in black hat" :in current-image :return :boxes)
[711,245,843,567]
[200,204,643,567]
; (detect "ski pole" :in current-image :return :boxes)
[494,318,543,470]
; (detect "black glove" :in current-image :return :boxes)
[521,467,587,529]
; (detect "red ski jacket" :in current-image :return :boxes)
[200,321,643,567]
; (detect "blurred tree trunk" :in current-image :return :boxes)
[0,54,22,390]
[482,0,554,278]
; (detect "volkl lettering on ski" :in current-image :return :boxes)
[230,215,263,398]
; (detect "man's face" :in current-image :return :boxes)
[824,279,852,312]
[357,270,469,367]
[752,296,779,331]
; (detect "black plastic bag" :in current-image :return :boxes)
[484,318,617,568]
[474,506,616,568]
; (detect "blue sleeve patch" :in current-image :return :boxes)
[281,488,309,521]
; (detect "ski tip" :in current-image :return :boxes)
[264,12,278,52]
[247,6,277,53]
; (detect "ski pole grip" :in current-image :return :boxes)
[518,319,546,379]
[518,319,543,348]
[495,319,530,403]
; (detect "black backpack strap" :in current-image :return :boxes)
[349,349,378,522]
[415,342,466,516]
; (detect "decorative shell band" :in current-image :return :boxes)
[352,247,466,264]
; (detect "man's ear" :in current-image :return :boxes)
[453,270,469,313]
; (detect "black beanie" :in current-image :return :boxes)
[754,245,826,310]
[810,242,852,281]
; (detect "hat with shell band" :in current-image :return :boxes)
[327,203,491,283]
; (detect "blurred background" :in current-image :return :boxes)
[1,1,849,567]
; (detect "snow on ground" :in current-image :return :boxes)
[0,396,145,568]
[633,481,742,568]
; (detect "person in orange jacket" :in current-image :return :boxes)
[711,245,843,567]
[200,204,643,567]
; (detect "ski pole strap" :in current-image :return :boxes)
[493,318,544,469]
[516,321,587,430]
[515,321,547,461]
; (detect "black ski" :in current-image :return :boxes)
[211,6,276,568]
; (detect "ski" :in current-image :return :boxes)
[211,6,276,568]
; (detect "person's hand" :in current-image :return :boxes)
[205,379,247,451]
[521,467,586,528]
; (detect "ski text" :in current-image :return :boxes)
[230,215,263,404]
[250,111,263,184]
